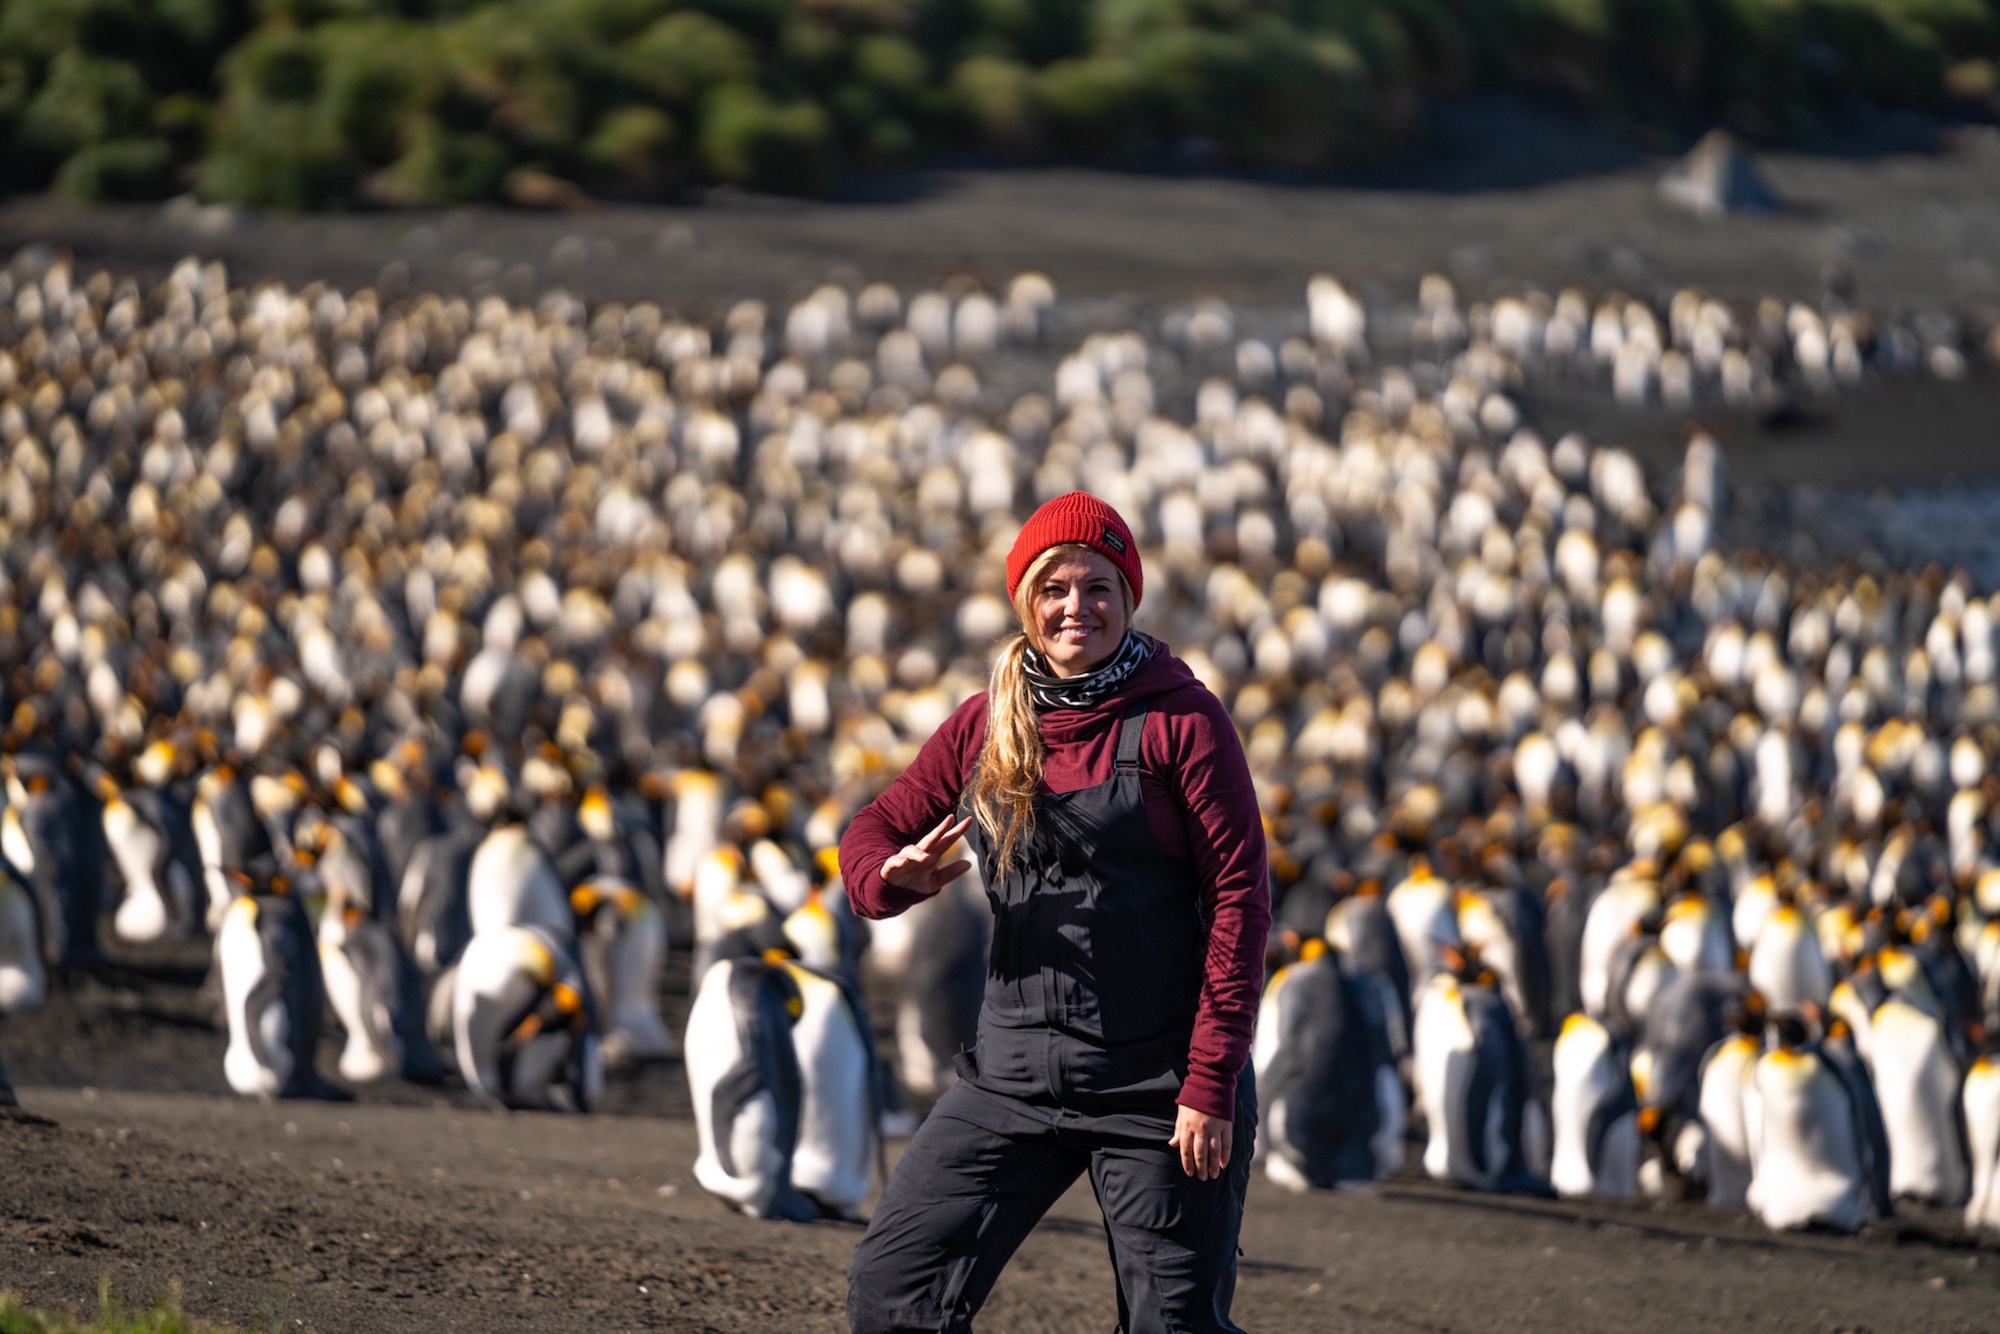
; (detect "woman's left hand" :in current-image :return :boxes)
[1168,1105,1233,1182]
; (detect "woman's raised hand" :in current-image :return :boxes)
[879,813,975,896]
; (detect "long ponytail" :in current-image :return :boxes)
[969,631,1043,879]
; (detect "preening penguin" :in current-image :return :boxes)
[1254,939,1403,1191]
[452,924,601,1112]
[216,872,336,1100]
[686,954,818,1221]
[572,879,674,1067]
[0,862,49,1012]
[1549,1012,1640,1199]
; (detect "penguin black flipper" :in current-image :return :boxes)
[1465,987,1545,1194]
[1585,1036,1640,1180]
[350,922,443,1083]
[1821,1035,1892,1219]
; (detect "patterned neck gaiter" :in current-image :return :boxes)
[1023,631,1154,712]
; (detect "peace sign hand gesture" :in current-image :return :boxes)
[879,813,975,896]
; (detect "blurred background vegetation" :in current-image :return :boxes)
[0,0,1995,208]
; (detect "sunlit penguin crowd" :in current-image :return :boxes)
[2,241,2000,1234]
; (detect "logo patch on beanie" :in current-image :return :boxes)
[1100,527,1127,554]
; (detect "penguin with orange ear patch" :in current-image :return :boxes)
[1254,937,1403,1191]
[1413,944,1548,1194]
[216,867,339,1100]
[1550,1012,1640,1199]
[572,878,674,1067]
[452,923,601,1112]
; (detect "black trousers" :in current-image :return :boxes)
[847,1082,1254,1333]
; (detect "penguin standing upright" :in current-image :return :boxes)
[1866,990,1969,1205]
[317,887,443,1085]
[1254,939,1403,1191]
[862,853,987,1102]
[1748,894,1832,1013]
[0,862,49,1012]
[685,954,818,1220]
[1413,948,1545,1193]
[467,824,573,941]
[1549,1012,1640,1199]
[452,923,601,1112]
[96,771,199,943]
[192,755,276,931]
[1744,1015,1885,1233]
[571,879,675,1067]
[215,872,335,1100]
[1963,1050,2000,1230]
[4,757,104,970]
[1697,1021,1764,1210]
[775,953,881,1220]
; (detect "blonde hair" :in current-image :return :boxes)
[969,543,1135,877]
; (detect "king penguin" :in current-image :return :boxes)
[1963,1048,2000,1230]
[1549,1012,1640,1199]
[686,953,819,1220]
[216,870,337,1100]
[467,824,574,942]
[1254,938,1403,1190]
[452,923,601,1112]
[95,769,199,943]
[1744,1014,1887,1233]
[0,861,49,1012]
[1865,987,1970,1206]
[317,885,444,1086]
[572,879,675,1067]
[774,947,881,1220]
[1413,947,1546,1193]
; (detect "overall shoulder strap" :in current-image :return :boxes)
[1114,706,1149,772]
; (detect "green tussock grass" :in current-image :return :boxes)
[0,1278,247,1334]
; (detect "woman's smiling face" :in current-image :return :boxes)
[1028,548,1129,677]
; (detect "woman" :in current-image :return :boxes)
[840,492,1270,1333]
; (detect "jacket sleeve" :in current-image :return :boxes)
[1163,691,1272,1120]
[838,693,985,920]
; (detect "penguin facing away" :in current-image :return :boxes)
[1254,938,1403,1191]
[216,871,337,1100]
[686,954,818,1221]
[1550,1012,1641,1200]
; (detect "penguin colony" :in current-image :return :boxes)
[2,243,2000,1236]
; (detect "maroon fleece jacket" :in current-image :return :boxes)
[839,645,1272,1121]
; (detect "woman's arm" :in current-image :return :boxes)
[838,693,986,919]
[1163,692,1273,1121]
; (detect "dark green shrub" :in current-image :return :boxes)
[56,136,175,199]
[583,103,679,189]
[317,20,438,164]
[853,34,929,103]
[226,26,323,103]
[203,101,358,207]
[952,53,1042,154]
[1035,55,1146,155]
[698,83,834,192]
[378,117,511,202]
[18,52,154,165]
[623,11,757,107]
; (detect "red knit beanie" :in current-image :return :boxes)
[1005,492,1143,609]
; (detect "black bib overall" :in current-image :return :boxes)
[847,707,1256,1334]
